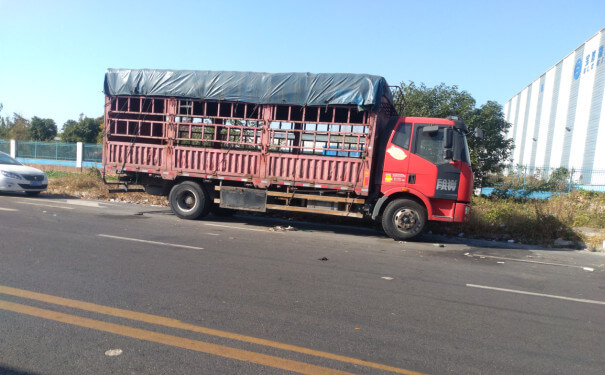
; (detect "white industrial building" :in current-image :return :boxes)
[504,27,605,187]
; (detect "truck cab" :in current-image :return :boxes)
[374,116,474,240]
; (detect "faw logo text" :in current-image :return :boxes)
[436,179,458,191]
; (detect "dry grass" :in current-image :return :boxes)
[45,168,167,206]
[443,191,605,249]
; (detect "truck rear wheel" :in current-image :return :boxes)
[169,181,210,220]
[381,198,426,240]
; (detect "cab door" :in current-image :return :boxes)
[380,121,412,191]
[407,124,461,200]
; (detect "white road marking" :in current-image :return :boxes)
[468,254,593,270]
[104,349,123,356]
[61,200,107,208]
[18,199,107,208]
[204,223,268,232]
[97,234,204,250]
[17,201,75,210]
[466,284,605,306]
[0,207,18,211]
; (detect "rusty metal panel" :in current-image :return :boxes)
[173,147,259,176]
[106,142,165,170]
[265,153,364,187]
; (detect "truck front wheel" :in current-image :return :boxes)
[381,199,426,240]
[169,181,210,220]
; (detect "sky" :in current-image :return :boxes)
[0,0,604,130]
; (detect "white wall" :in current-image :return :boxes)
[505,28,605,174]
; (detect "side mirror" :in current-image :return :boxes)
[474,127,484,139]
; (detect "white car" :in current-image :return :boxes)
[0,151,48,196]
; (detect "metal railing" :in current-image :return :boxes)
[0,139,9,154]
[16,141,78,161]
[83,143,103,162]
[0,139,103,165]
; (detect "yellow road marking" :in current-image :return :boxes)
[0,299,349,375]
[0,285,426,375]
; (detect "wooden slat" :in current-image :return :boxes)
[265,204,363,218]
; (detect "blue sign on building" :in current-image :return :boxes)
[574,58,582,79]
[575,44,604,79]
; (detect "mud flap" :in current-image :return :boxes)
[220,187,267,212]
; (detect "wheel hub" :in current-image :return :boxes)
[179,193,196,211]
[394,209,417,230]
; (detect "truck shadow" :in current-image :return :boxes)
[213,211,585,252]
[0,365,42,375]
[13,192,585,252]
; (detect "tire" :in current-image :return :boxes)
[168,181,210,220]
[381,198,427,240]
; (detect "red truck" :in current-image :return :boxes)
[103,69,476,240]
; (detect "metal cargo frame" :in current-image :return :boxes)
[103,95,391,195]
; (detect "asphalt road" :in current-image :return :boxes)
[1,193,604,375]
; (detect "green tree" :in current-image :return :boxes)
[0,103,7,138]
[396,82,476,118]
[28,116,57,141]
[96,115,104,144]
[61,116,102,143]
[466,101,514,184]
[394,81,513,186]
[6,114,30,140]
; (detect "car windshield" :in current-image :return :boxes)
[0,153,23,166]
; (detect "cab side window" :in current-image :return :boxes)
[414,125,447,164]
[391,122,412,150]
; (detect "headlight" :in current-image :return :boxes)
[0,170,24,180]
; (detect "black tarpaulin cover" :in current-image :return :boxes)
[104,69,392,112]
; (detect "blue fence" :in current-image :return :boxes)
[0,139,9,154]
[83,143,103,162]
[1,139,102,167]
[483,165,605,197]
[16,141,78,161]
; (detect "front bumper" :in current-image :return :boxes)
[453,202,470,222]
[0,178,48,193]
